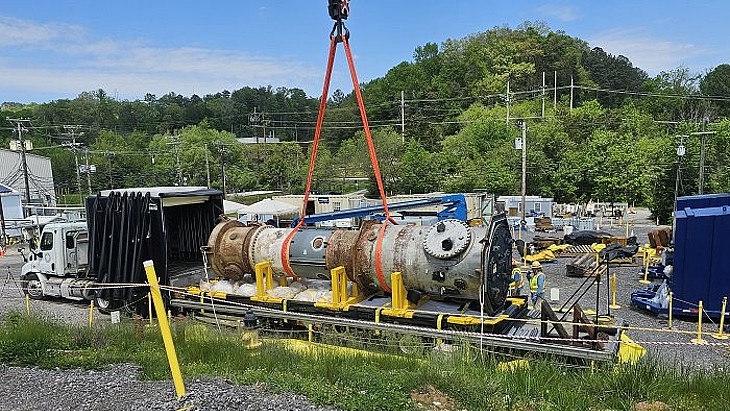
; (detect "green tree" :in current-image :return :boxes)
[700,64,730,117]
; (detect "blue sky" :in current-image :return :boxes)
[1,1,727,103]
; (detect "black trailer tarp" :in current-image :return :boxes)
[86,189,223,311]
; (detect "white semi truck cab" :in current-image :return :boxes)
[20,221,96,301]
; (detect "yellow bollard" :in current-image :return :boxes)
[691,300,707,345]
[88,300,95,328]
[143,260,186,398]
[639,253,651,285]
[308,323,313,343]
[667,292,673,330]
[609,273,621,309]
[25,294,30,316]
[712,297,729,340]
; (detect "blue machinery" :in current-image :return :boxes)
[290,193,469,227]
[631,193,730,318]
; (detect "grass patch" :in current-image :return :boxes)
[0,311,728,411]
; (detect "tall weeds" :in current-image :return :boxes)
[0,312,727,411]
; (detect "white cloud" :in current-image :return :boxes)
[588,28,707,74]
[0,15,321,102]
[0,16,84,47]
[536,4,579,22]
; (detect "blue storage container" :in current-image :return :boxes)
[676,193,730,211]
[672,196,730,312]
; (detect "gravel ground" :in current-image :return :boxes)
[0,363,339,411]
[520,208,730,371]
[0,209,728,410]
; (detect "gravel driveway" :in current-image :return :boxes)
[522,209,730,371]
[0,364,339,411]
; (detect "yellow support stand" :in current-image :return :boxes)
[712,297,729,340]
[25,294,30,316]
[609,273,621,309]
[639,252,651,285]
[251,261,282,304]
[88,300,95,328]
[314,266,361,311]
[690,300,708,345]
[143,260,186,398]
[381,272,416,318]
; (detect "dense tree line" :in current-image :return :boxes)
[2,24,730,223]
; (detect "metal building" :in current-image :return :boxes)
[0,149,56,207]
[497,195,553,218]
[0,183,23,237]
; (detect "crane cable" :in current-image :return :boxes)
[281,3,396,292]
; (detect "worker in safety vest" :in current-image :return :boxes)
[528,261,546,310]
[508,260,523,296]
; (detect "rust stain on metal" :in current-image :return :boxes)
[325,229,358,279]
[352,220,381,293]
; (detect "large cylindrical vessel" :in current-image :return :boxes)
[206,215,513,313]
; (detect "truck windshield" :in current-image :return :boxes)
[40,231,54,251]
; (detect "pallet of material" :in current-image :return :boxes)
[535,217,555,232]
[566,253,607,277]
[559,245,595,257]
[533,235,563,249]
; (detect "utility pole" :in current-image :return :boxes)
[694,119,714,195]
[219,142,227,198]
[7,118,32,208]
[400,90,405,143]
[506,81,511,123]
[569,76,574,112]
[106,152,114,188]
[520,121,527,238]
[673,135,687,236]
[541,71,546,118]
[553,71,557,112]
[84,148,92,195]
[167,135,182,186]
[204,143,211,188]
[62,125,84,200]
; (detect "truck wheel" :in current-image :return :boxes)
[21,273,45,300]
[94,296,114,314]
[94,296,131,315]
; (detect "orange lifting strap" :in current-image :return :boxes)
[281,2,395,292]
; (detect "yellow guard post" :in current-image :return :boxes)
[143,260,186,398]
[314,266,360,311]
[382,272,416,318]
[251,261,282,304]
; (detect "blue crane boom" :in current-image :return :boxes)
[290,193,468,227]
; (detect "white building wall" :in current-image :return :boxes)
[0,149,56,206]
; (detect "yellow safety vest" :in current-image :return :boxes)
[529,272,545,293]
[509,268,524,290]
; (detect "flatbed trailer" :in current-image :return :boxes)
[171,282,624,363]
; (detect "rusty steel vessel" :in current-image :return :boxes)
[205,215,513,314]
